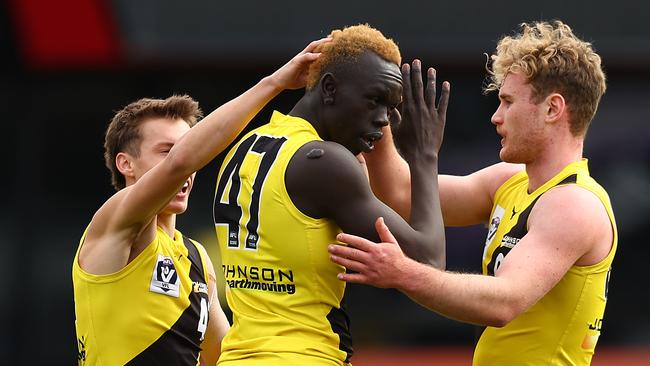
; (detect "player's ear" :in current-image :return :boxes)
[116,152,135,179]
[320,73,337,105]
[545,92,565,125]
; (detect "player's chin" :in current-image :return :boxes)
[499,148,508,162]
[499,148,515,163]
[500,150,528,165]
[165,198,190,215]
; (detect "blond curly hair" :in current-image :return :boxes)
[485,20,606,136]
[306,24,401,90]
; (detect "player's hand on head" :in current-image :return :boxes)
[392,60,450,163]
[269,37,332,91]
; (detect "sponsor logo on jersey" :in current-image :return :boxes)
[500,235,520,248]
[222,264,296,294]
[193,281,208,295]
[150,254,180,297]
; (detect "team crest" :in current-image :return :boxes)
[483,205,505,261]
[150,254,180,297]
[487,216,501,241]
[486,205,505,244]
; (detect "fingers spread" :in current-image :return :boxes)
[401,63,412,105]
[437,81,451,120]
[424,68,437,111]
[410,59,424,103]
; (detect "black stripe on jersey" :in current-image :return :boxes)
[557,173,578,185]
[486,173,579,276]
[182,236,206,282]
[125,237,208,366]
[486,193,540,276]
[506,196,540,240]
[326,295,353,362]
[505,173,578,242]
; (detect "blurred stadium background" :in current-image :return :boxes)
[1,0,649,364]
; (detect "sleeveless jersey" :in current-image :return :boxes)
[213,111,351,366]
[474,159,618,365]
[72,226,211,366]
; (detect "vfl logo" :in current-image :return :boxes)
[487,216,501,242]
[483,205,505,261]
[150,254,180,297]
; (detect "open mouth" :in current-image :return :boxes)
[495,129,505,146]
[179,180,190,195]
[360,131,383,152]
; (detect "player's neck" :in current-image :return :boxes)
[525,138,584,193]
[289,94,327,139]
[156,213,177,238]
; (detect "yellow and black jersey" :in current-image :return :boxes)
[474,159,618,366]
[214,111,351,366]
[72,227,210,366]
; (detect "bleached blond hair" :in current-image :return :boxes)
[306,24,401,90]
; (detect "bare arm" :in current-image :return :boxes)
[287,61,449,267]
[364,134,523,226]
[329,185,613,326]
[199,252,229,365]
[361,123,412,220]
[81,38,330,274]
[439,163,524,226]
[288,141,444,267]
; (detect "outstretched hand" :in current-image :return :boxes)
[269,37,331,91]
[328,217,410,288]
[392,60,450,163]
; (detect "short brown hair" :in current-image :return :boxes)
[104,95,203,190]
[485,20,606,136]
[306,24,401,90]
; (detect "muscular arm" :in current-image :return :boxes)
[286,140,445,267]
[439,163,524,226]
[362,125,412,220]
[330,184,613,326]
[81,39,330,274]
[364,133,523,226]
[287,61,449,267]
